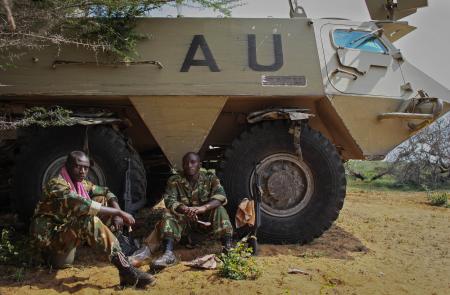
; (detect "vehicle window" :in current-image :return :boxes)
[333,29,387,54]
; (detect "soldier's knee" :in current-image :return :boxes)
[92,216,112,232]
[93,216,102,224]
[161,211,181,226]
[77,215,107,231]
[91,196,108,206]
[215,206,231,219]
[162,210,175,219]
[78,214,98,224]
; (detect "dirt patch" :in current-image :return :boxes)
[1,190,449,294]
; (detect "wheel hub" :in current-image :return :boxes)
[251,153,314,217]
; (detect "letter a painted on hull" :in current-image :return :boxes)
[180,35,220,72]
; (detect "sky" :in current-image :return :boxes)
[154,0,450,89]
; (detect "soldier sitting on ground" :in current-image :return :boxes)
[151,151,234,272]
[30,151,155,288]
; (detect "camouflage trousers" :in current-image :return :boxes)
[158,206,233,242]
[31,215,122,259]
[31,196,121,259]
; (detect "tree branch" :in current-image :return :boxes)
[347,168,366,181]
[1,0,16,31]
[0,32,108,50]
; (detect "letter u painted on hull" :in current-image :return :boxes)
[248,34,284,72]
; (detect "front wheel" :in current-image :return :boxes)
[219,121,346,244]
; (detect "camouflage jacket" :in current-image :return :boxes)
[164,170,227,214]
[33,175,118,226]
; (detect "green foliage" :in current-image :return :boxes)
[0,61,16,71]
[0,228,38,283]
[426,191,449,207]
[0,228,38,266]
[1,0,242,62]
[64,17,145,61]
[0,229,18,264]
[346,160,390,179]
[388,117,450,188]
[346,160,450,192]
[346,160,403,191]
[17,106,75,128]
[12,267,26,283]
[218,242,261,280]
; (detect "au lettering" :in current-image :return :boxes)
[180,34,284,72]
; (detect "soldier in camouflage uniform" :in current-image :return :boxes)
[151,152,233,271]
[30,151,155,288]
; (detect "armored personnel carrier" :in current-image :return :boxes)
[0,0,448,243]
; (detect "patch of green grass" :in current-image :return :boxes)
[347,179,419,192]
[426,191,449,207]
[346,160,399,191]
[347,160,388,174]
[10,267,26,283]
[345,160,441,192]
[298,249,326,259]
[218,242,261,280]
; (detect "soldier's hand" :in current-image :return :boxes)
[112,216,124,231]
[192,206,207,215]
[184,207,198,221]
[119,211,135,226]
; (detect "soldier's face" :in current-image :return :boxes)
[183,154,200,177]
[69,156,90,182]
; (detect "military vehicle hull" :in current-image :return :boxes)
[1,16,449,243]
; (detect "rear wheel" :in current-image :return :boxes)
[219,121,346,244]
[13,126,147,221]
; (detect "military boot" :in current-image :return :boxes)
[151,238,177,272]
[221,234,234,253]
[111,251,156,288]
[116,231,137,256]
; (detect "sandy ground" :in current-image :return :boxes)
[0,190,449,295]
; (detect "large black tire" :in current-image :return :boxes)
[0,140,14,210]
[13,125,147,221]
[219,121,346,244]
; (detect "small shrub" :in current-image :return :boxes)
[0,229,19,264]
[0,228,38,266]
[218,242,261,280]
[426,192,449,207]
[11,267,26,283]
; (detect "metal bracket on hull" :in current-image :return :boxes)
[291,122,303,161]
[52,60,164,69]
[365,0,428,21]
[289,0,307,18]
[247,108,312,161]
[247,108,313,124]
[378,90,443,131]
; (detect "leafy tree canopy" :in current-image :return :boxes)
[0,0,241,62]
